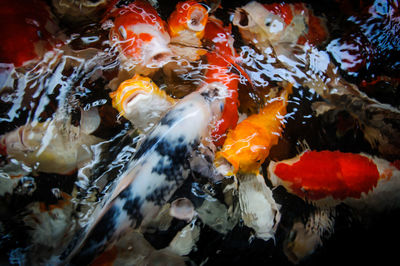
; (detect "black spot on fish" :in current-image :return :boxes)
[160,105,187,126]
[120,185,144,228]
[151,136,195,182]
[145,183,174,206]
[133,136,159,160]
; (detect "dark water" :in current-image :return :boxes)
[0,0,399,265]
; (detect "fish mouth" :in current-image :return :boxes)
[235,9,250,27]
[187,7,208,32]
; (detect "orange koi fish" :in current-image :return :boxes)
[233,1,328,48]
[168,0,209,43]
[109,74,175,132]
[216,86,290,174]
[107,0,172,71]
[269,150,400,211]
[167,0,209,61]
[203,16,253,146]
[0,0,59,67]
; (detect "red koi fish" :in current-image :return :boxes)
[0,0,59,67]
[107,0,172,71]
[269,150,400,211]
[203,16,253,146]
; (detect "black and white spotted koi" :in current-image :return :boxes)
[61,82,227,265]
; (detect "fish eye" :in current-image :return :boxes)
[118,26,127,40]
[265,18,272,27]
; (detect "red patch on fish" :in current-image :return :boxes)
[108,0,168,59]
[203,18,241,146]
[273,150,380,200]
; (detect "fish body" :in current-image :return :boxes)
[269,150,400,211]
[203,17,242,146]
[216,88,289,174]
[64,83,227,265]
[108,0,172,73]
[109,74,175,132]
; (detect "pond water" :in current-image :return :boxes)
[0,0,399,265]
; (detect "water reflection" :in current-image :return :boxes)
[0,0,399,265]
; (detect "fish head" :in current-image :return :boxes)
[169,0,209,34]
[233,1,290,46]
[110,74,173,116]
[168,0,209,39]
[109,1,172,67]
[233,2,327,48]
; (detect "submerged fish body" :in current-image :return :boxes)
[269,150,400,211]
[108,0,172,74]
[109,74,176,132]
[64,83,227,265]
[203,16,243,146]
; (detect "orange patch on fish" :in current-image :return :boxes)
[272,151,381,200]
[216,87,290,173]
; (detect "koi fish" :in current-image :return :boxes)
[61,82,227,265]
[216,86,290,174]
[109,74,175,133]
[214,86,289,241]
[107,0,172,74]
[232,1,328,49]
[0,0,59,67]
[168,0,209,46]
[0,109,103,175]
[203,16,246,146]
[166,0,209,61]
[268,150,400,211]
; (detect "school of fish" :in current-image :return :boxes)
[0,0,399,265]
